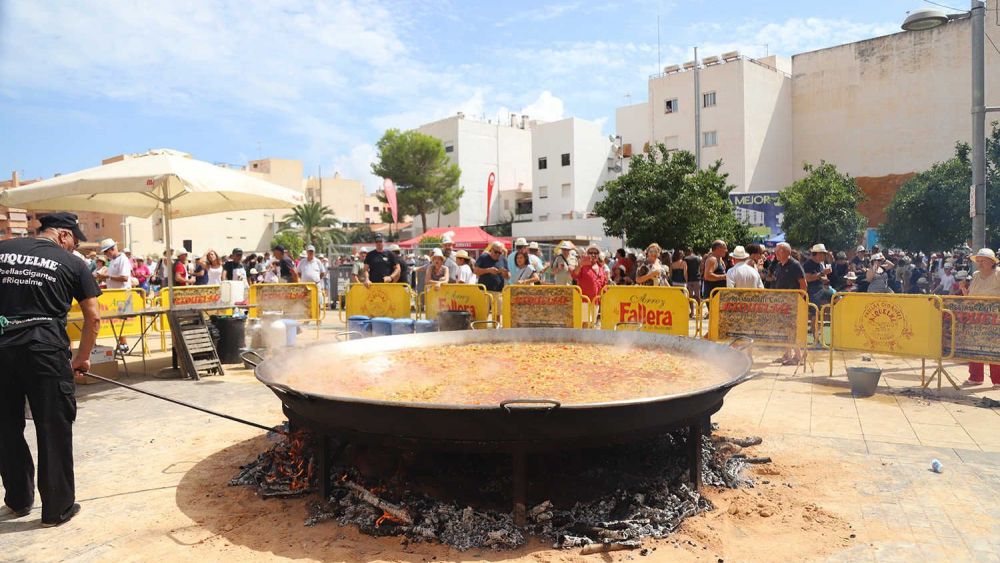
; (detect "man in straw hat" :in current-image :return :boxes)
[804,243,831,304]
[550,241,576,285]
[963,248,1000,388]
[96,238,132,290]
[726,245,763,289]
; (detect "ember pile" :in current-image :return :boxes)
[230,427,316,498]
[233,427,764,552]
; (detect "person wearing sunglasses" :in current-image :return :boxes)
[572,244,608,307]
[0,212,102,527]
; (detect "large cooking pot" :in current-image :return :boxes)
[250,328,754,451]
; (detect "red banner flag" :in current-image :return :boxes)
[383,178,398,224]
[486,172,496,222]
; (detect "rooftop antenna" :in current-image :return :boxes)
[624,92,632,105]
[657,10,661,71]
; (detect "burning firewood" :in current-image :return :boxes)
[337,477,413,525]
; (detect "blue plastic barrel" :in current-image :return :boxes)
[391,318,414,335]
[414,319,437,333]
[370,317,394,337]
[347,315,371,339]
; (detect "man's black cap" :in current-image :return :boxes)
[39,212,87,242]
[373,233,384,241]
[272,244,285,252]
[232,247,243,255]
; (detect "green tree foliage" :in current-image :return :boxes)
[347,224,376,244]
[270,231,304,257]
[371,129,463,231]
[879,123,1000,250]
[279,202,340,247]
[779,162,867,251]
[594,146,752,251]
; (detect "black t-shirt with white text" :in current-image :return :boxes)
[277,256,296,282]
[0,237,102,349]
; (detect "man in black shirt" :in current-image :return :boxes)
[222,248,246,282]
[271,245,299,283]
[0,212,101,527]
[770,242,806,365]
[804,243,832,302]
[362,234,399,286]
[474,241,510,292]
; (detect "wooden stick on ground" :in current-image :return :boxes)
[337,479,413,525]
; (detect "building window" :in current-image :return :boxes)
[664,99,678,114]
[538,157,547,170]
[561,153,570,166]
[373,206,379,212]
[703,131,718,147]
[703,91,716,108]
[539,214,549,222]
[561,183,571,197]
[444,142,454,153]
[364,204,370,211]
[539,186,548,199]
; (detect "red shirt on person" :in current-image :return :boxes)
[573,262,608,303]
[173,260,190,286]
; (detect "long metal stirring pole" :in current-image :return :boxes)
[78,371,285,435]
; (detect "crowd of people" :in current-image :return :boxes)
[78,238,329,297]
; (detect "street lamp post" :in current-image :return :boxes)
[902,1,998,249]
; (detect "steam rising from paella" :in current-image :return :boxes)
[282,342,731,406]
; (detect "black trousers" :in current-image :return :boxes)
[0,345,76,522]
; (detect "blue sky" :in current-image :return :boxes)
[0,0,936,191]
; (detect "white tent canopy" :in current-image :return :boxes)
[0,149,305,303]
[0,149,305,218]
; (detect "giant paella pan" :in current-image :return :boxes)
[250,328,755,450]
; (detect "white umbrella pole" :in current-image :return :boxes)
[163,195,175,308]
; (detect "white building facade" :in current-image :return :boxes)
[416,114,533,231]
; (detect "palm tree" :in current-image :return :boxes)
[280,202,340,247]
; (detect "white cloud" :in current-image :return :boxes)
[495,3,581,27]
[331,143,381,193]
[520,91,565,122]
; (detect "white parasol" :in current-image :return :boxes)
[0,149,305,302]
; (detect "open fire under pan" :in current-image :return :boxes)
[248,328,754,525]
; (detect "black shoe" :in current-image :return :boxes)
[1,503,33,518]
[40,503,80,528]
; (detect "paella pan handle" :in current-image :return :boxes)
[500,399,561,413]
[471,320,500,330]
[269,383,310,400]
[614,322,644,331]
[728,336,754,351]
[240,349,265,368]
[334,330,365,341]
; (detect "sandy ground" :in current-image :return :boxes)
[4,342,998,562]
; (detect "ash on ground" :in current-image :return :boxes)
[233,428,763,551]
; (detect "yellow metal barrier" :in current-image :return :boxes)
[67,288,147,341]
[941,295,1000,364]
[250,282,320,325]
[502,285,584,328]
[422,284,492,323]
[599,286,694,336]
[827,293,956,389]
[342,283,414,320]
[707,288,809,347]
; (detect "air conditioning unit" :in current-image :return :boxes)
[682,61,696,70]
[722,50,740,61]
[664,64,681,74]
[702,55,720,65]
[622,143,633,157]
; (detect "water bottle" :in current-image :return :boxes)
[930,459,943,473]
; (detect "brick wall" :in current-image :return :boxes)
[855,173,916,227]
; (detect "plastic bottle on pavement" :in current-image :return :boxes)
[930,459,943,473]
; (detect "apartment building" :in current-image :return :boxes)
[416,113,534,231]
[512,117,618,245]
[303,172,385,225]
[616,16,1000,228]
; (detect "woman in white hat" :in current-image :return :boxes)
[453,250,477,284]
[963,248,1000,387]
[865,252,894,293]
[424,248,450,289]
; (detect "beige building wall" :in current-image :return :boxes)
[792,18,1000,224]
[303,174,385,224]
